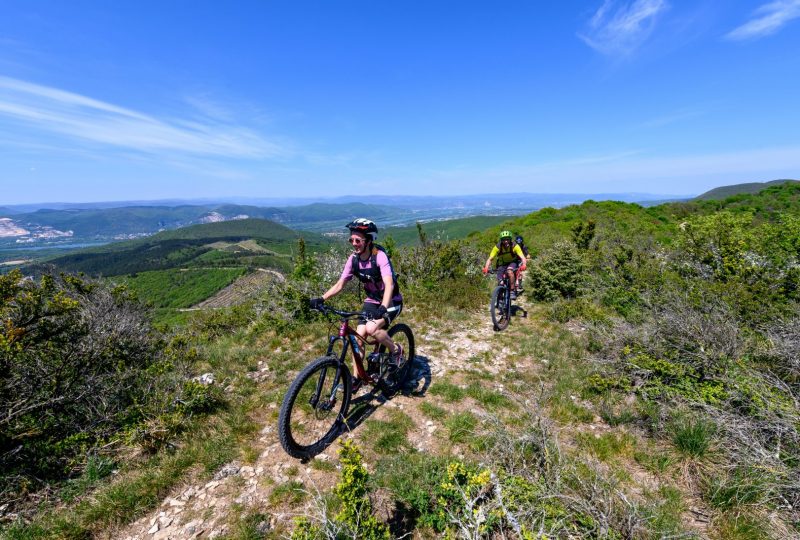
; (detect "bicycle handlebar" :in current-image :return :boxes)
[313,304,400,319]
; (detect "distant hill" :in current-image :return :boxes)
[694,179,799,201]
[34,218,331,277]
[471,181,800,257]
[671,181,800,221]
[3,202,409,241]
[385,215,511,246]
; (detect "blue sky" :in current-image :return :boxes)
[1,0,799,204]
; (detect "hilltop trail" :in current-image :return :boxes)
[116,298,540,540]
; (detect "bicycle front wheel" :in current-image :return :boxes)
[278,356,351,460]
[491,285,509,331]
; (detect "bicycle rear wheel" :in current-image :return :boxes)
[491,285,509,331]
[278,355,351,459]
[378,323,415,393]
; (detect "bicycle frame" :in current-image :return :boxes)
[325,318,377,382]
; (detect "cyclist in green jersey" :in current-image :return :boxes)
[482,230,527,299]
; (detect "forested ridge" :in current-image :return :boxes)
[2,182,800,539]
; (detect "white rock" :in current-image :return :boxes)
[148,523,159,534]
[194,372,215,386]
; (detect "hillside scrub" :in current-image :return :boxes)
[501,198,800,534]
[0,270,220,514]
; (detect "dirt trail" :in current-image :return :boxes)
[116,293,704,539]
[117,301,530,539]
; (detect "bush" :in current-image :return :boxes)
[0,271,209,507]
[292,441,389,539]
[527,241,585,301]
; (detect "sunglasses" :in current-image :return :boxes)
[348,237,366,245]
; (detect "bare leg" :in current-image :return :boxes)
[507,268,517,292]
[364,319,396,351]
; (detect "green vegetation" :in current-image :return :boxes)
[363,409,414,454]
[117,267,246,308]
[292,441,390,540]
[32,218,331,277]
[6,181,800,539]
[0,270,223,524]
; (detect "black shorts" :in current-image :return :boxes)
[359,302,403,326]
[495,262,519,281]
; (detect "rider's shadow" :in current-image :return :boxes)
[511,305,527,317]
[401,354,432,396]
[339,354,433,435]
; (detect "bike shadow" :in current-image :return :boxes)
[337,355,433,439]
[511,304,528,318]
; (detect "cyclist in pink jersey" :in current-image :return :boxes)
[309,219,404,370]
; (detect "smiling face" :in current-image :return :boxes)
[348,232,369,256]
[501,238,511,249]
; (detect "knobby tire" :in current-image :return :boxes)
[378,323,415,394]
[278,355,351,460]
[491,285,510,331]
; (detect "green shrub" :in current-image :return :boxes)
[292,441,389,540]
[0,272,186,500]
[176,380,223,415]
[528,241,585,301]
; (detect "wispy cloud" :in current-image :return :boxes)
[725,0,800,41]
[579,0,669,56]
[639,107,705,128]
[0,76,288,159]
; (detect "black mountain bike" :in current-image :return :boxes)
[490,272,513,331]
[277,305,415,460]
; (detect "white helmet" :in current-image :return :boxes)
[346,218,378,241]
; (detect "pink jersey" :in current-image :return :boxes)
[340,250,402,304]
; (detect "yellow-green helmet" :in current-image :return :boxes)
[499,230,513,241]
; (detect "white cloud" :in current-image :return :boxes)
[579,0,669,56]
[0,76,288,159]
[725,0,800,41]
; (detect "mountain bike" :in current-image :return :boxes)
[490,271,513,331]
[278,305,415,460]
